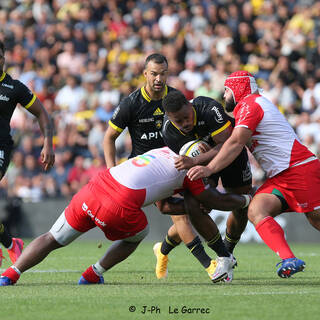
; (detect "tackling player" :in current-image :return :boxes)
[0,41,55,267]
[188,70,320,278]
[154,90,253,280]
[0,146,252,286]
[103,53,219,280]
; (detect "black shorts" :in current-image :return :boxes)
[209,148,252,188]
[0,144,14,179]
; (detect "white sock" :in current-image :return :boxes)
[11,265,21,275]
[93,262,106,275]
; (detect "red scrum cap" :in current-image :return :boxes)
[224,70,259,103]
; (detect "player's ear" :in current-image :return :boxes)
[143,69,148,78]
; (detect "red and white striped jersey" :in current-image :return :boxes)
[234,94,315,178]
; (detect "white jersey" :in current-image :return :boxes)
[97,147,205,207]
[234,94,314,178]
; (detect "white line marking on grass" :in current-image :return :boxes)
[0,269,81,273]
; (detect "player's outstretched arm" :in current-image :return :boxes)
[194,187,250,211]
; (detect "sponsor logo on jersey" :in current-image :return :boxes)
[1,83,13,89]
[132,154,156,167]
[197,120,205,126]
[140,131,162,140]
[297,202,308,208]
[0,94,9,101]
[153,107,164,116]
[82,202,106,227]
[211,106,223,124]
[139,118,154,123]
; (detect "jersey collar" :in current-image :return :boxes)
[0,71,6,82]
[141,85,168,102]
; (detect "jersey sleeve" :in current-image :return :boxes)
[108,96,132,133]
[15,80,36,109]
[234,99,264,133]
[182,176,206,195]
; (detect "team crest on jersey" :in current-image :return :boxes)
[153,108,164,116]
[155,119,162,129]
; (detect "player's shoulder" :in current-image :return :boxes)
[242,94,261,104]
[1,73,29,93]
[193,95,222,108]
[193,96,224,115]
[118,87,142,109]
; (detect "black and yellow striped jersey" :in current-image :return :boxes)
[162,96,234,154]
[109,85,177,158]
[0,71,36,145]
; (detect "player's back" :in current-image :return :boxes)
[93,147,187,208]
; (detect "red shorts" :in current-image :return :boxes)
[256,159,320,213]
[64,182,148,241]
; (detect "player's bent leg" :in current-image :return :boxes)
[248,193,305,278]
[184,191,234,282]
[153,224,182,280]
[0,232,63,286]
[224,184,252,254]
[0,211,83,286]
[79,226,149,285]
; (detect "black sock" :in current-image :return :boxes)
[223,232,240,254]
[186,236,211,268]
[207,233,230,257]
[160,234,180,255]
[0,223,13,248]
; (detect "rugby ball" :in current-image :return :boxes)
[179,140,210,158]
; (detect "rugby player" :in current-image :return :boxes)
[103,53,220,280]
[187,71,320,278]
[0,146,252,286]
[154,90,253,280]
[0,41,55,267]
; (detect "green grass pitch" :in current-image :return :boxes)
[0,240,319,320]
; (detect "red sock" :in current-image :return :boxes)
[1,267,20,283]
[255,216,295,260]
[81,265,100,283]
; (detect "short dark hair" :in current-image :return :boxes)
[0,41,5,53]
[162,90,189,113]
[144,53,168,69]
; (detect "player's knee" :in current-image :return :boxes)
[123,225,149,243]
[171,214,190,225]
[40,232,63,249]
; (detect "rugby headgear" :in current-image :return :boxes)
[224,70,258,104]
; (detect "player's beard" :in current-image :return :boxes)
[225,98,236,112]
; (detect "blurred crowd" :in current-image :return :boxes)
[0,0,320,202]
